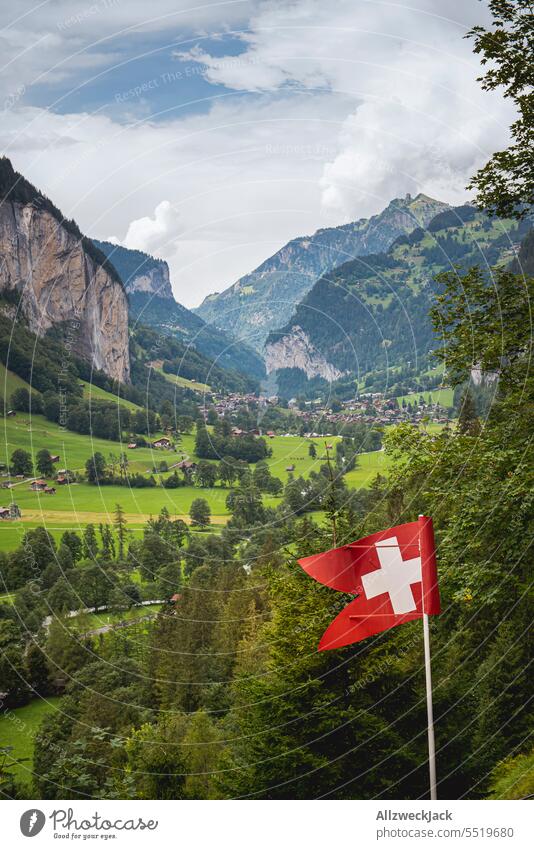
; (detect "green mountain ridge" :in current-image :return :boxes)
[195,193,450,350]
[266,205,531,395]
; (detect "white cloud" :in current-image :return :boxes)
[117,200,181,254]
[180,0,515,219]
[0,1,256,102]
[0,1,516,307]
[3,91,347,305]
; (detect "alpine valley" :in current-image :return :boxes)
[195,193,449,350]
[0,0,532,807]
[264,206,531,397]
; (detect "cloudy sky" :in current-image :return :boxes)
[0,0,513,307]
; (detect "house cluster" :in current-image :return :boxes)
[229,426,275,439]
[295,392,450,427]
[201,393,278,422]
[30,479,56,494]
[0,503,21,520]
[28,466,75,495]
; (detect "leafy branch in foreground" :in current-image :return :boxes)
[466,0,534,218]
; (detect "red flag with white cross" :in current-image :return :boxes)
[298,516,440,650]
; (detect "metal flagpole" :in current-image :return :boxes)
[419,515,437,800]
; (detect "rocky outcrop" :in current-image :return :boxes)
[92,240,174,299]
[265,326,344,381]
[126,263,172,298]
[0,159,130,383]
[196,193,450,351]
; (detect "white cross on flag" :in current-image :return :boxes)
[298,517,441,650]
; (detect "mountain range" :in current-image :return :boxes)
[2,155,529,404]
[265,205,531,395]
[93,240,265,382]
[195,193,449,350]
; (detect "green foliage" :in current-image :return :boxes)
[10,448,32,476]
[35,448,55,478]
[466,1,534,218]
[487,747,534,799]
[189,498,211,528]
[195,422,270,464]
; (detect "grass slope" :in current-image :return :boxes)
[396,387,454,407]
[82,382,141,412]
[0,363,34,404]
[2,416,445,552]
[154,367,210,394]
[0,412,194,473]
[0,696,62,782]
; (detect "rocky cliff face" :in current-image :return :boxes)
[92,240,174,299]
[196,193,449,351]
[265,326,344,381]
[0,159,130,383]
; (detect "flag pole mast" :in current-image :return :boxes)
[419,514,437,800]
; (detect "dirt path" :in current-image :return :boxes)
[13,510,228,525]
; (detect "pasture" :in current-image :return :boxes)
[0,696,62,782]
[0,411,435,553]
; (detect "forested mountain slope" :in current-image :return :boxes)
[266,206,531,393]
[196,193,449,350]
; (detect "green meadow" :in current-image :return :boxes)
[344,449,390,487]
[0,697,62,782]
[81,381,141,412]
[0,363,34,402]
[0,411,441,552]
[154,367,211,394]
[0,412,189,474]
[0,414,346,549]
[396,387,454,408]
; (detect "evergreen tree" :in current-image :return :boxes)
[60,530,82,562]
[99,524,116,560]
[82,524,99,560]
[457,389,481,435]
[114,503,128,560]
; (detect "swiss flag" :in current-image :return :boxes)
[298,516,440,650]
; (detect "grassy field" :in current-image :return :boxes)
[0,413,446,553]
[0,412,195,474]
[0,417,340,529]
[72,603,163,631]
[0,696,62,782]
[155,367,211,394]
[82,381,141,412]
[264,434,340,482]
[0,363,34,403]
[396,387,454,408]
[344,449,391,487]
